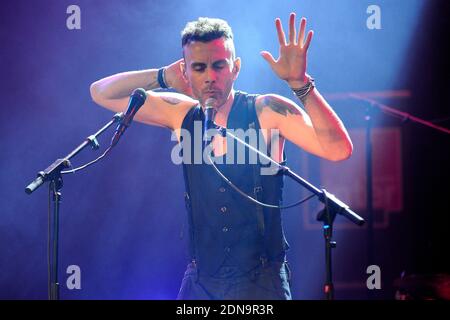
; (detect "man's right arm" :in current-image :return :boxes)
[90,60,197,130]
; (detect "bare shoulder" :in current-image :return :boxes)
[255,93,304,128]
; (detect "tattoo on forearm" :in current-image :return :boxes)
[260,96,301,117]
[147,79,159,90]
[161,96,182,105]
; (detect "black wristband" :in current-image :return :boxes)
[291,77,315,104]
[157,67,168,89]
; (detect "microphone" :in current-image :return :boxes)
[203,98,217,143]
[111,88,147,147]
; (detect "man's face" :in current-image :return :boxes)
[182,37,240,108]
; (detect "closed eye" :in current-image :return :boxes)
[213,61,227,70]
[191,63,206,72]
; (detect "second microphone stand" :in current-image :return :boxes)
[207,125,365,300]
[25,112,124,300]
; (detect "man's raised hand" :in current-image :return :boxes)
[165,59,193,97]
[261,12,313,88]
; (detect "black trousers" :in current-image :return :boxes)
[177,261,292,300]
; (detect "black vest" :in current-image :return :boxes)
[181,91,289,275]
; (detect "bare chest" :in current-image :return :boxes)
[211,114,284,162]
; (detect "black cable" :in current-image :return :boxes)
[207,153,316,210]
[60,129,315,209]
[61,145,113,175]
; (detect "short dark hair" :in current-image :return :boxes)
[181,17,234,47]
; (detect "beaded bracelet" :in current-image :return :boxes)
[292,77,315,104]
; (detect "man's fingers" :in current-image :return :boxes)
[260,51,276,67]
[275,18,286,46]
[288,13,296,44]
[303,30,314,51]
[298,18,306,47]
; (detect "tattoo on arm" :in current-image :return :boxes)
[161,96,182,105]
[259,96,301,117]
[147,78,159,90]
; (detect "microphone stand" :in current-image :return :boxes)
[25,112,123,300]
[210,125,365,300]
[365,102,375,300]
[345,93,450,299]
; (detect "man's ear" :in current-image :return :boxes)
[233,57,241,80]
[180,60,188,81]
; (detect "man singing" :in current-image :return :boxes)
[90,13,352,300]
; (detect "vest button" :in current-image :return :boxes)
[220,206,227,213]
[219,187,226,193]
[222,226,229,232]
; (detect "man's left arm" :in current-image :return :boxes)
[261,13,353,161]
